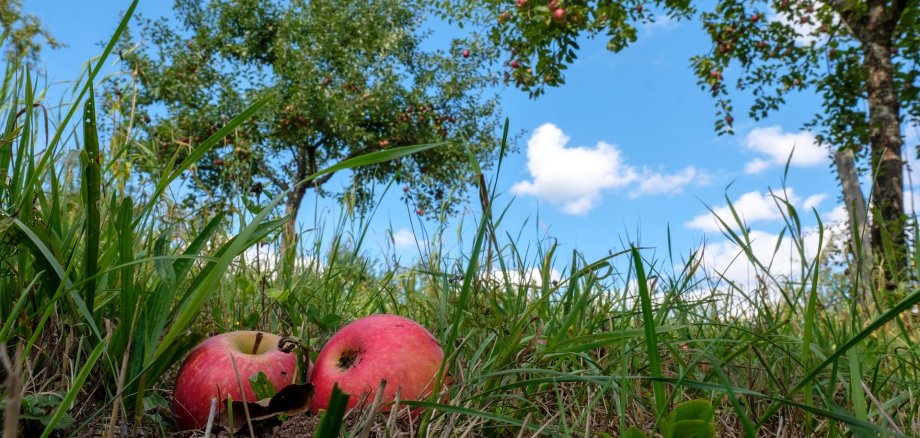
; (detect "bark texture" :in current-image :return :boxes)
[863,0,907,277]
[834,149,873,307]
[831,0,909,278]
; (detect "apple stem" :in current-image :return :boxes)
[252,332,264,355]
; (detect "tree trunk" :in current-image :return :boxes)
[282,184,308,253]
[834,149,873,309]
[863,7,907,280]
[279,145,324,257]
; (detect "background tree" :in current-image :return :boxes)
[109,0,503,244]
[0,0,61,64]
[446,0,919,278]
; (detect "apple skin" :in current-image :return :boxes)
[172,331,298,431]
[310,314,444,414]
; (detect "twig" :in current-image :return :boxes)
[357,379,387,438]
[861,381,903,434]
[230,354,257,438]
[2,345,23,438]
[203,397,218,438]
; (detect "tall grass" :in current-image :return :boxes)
[2,7,920,437]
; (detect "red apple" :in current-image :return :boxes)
[310,314,444,414]
[172,331,299,431]
[510,59,521,69]
[552,8,566,23]
[462,49,471,58]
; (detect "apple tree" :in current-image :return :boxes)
[0,0,61,64]
[108,0,503,243]
[442,0,919,277]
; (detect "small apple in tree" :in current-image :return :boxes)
[310,314,445,414]
[462,49,471,58]
[552,8,566,23]
[172,331,299,431]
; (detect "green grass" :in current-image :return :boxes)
[2,9,920,438]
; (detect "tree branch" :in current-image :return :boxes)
[825,0,867,41]
[264,171,289,191]
[884,0,907,31]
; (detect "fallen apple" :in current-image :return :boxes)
[310,314,444,414]
[172,331,299,431]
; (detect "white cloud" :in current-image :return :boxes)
[825,204,848,223]
[745,158,771,174]
[768,8,825,46]
[629,166,705,198]
[744,126,826,174]
[241,245,318,272]
[486,267,562,288]
[642,14,679,35]
[686,189,800,232]
[513,123,706,214]
[802,193,827,210]
[698,227,822,291]
[513,123,637,215]
[391,227,417,250]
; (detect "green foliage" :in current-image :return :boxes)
[662,399,716,438]
[313,384,349,438]
[109,0,504,222]
[620,399,716,438]
[16,394,74,430]
[249,371,277,399]
[436,0,694,97]
[620,427,647,438]
[0,0,61,64]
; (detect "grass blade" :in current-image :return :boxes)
[314,384,349,438]
[631,247,666,417]
[81,79,101,316]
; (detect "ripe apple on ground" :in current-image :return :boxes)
[172,331,299,431]
[310,314,445,414]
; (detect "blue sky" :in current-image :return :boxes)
[30,1,917,287]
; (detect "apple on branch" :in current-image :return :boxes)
[172,331,299,431]
[310,314,445,414]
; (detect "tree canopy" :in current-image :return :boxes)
[109,0,504,242]
[446,0,919,277]
[0,0,61,64]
